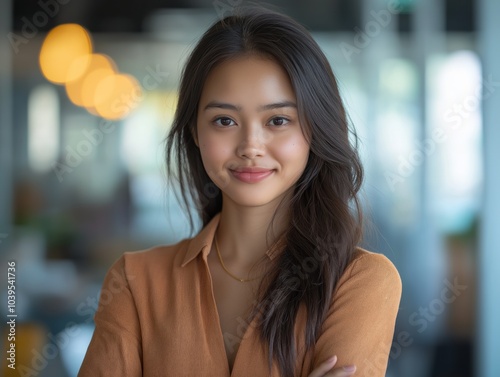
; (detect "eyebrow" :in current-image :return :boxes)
[203,100,297,112]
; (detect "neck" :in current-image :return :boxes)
[215,192,291,269]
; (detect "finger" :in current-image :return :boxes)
[323,365,357,377]
[308,355,337,377]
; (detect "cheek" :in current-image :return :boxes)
[199,136,233,188]
[199,133,230,164]
[275,134,310,166]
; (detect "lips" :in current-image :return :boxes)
[231,167,273,173]
[229,168,275,183]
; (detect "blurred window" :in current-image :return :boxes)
[28,85,60,173]
[427,50,482,233]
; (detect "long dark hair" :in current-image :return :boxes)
[165,4,364,376]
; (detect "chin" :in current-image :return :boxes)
[224,191,280,207]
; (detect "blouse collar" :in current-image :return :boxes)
[181,212,285,267]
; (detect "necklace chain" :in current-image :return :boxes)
[214,233,262,283]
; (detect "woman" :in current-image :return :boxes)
[78,4,402,377]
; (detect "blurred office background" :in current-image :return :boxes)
[0,0,499,376]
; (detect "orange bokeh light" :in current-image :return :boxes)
[39,24,93,84]
[65,54,116,108]
[41,24,142,120]
[94,74,142,120]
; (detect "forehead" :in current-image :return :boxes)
[200,55,296,103]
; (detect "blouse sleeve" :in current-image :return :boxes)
[308,252,402,376]
[78,255,143,377]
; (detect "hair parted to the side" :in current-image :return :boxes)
[164,3,364,376]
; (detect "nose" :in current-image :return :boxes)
[236,123,271,159]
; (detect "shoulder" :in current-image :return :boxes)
[98,238,196,303]
[335,247,402,299]
[111,238,192,278]
[348,247,400,280]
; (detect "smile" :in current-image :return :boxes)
[229,169,275,183]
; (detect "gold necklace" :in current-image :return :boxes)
[214,233,262,283]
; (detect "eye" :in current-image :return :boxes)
[269,117,290,127]
[213,117,236,127]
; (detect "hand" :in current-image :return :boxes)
[308,355,356,377]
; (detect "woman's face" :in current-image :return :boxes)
[195,55,310,207]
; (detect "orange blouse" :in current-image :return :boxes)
[78,212,402,376]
